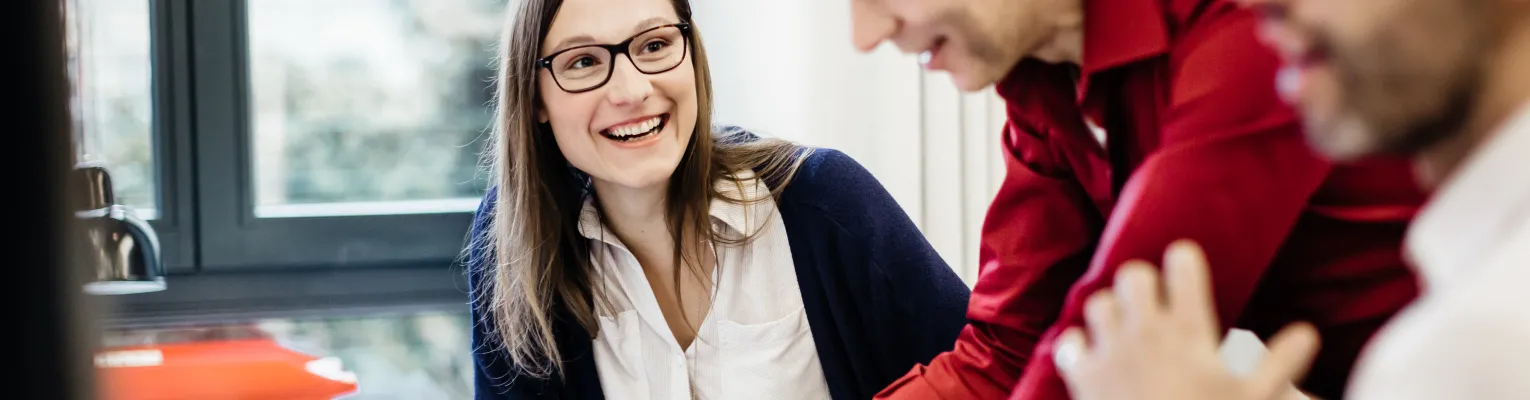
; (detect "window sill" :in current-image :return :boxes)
[103,264,468,328]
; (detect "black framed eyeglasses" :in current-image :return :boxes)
[537,23,692,93]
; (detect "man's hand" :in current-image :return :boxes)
[1052,240,1322,400]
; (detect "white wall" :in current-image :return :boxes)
[694,0,1005,284]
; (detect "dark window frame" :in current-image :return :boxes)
[149,0,196,274]
[110,0,482,325]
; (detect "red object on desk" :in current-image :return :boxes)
[97,339,358,400]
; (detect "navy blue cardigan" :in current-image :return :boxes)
[466,147,971,399]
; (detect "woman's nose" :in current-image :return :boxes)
[604,56,653,107]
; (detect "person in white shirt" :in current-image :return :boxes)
[464,0,972,399]
[1047,0,1530,399]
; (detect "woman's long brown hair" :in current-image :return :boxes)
[481,0,811,379]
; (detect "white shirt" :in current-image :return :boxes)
[578,171,833,400]
[1346,102,1530,399]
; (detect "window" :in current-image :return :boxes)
[64,0,505,323]
[190,0,500,271]
[245,0,497,218]
[67,0,156,214]
[65,2,503,395]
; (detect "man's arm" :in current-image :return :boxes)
[1012,11,1332,399]
[876,60,1113,399]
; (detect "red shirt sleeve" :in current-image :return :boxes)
[876,61,1113,400]
[1010,15,1332,400]
[874,125,1106,400]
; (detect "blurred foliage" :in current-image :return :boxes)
[251,0,502,205]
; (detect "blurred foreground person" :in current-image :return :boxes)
[1056,0,1530,398]
[847,0,1426,398]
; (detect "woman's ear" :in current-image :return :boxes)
[535,99,550,123]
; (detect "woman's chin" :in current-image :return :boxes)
[593,165,677,193]
[586,138,688,193]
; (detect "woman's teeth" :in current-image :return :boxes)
[603,115,665,141]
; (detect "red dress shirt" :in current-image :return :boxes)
[874,1,1426,399]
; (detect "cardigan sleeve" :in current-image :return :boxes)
[784,149,973,379]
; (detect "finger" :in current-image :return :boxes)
[1164,240,1219,339]
[1114,261,1165,323]
[1054,327,1091,381]
[1082,289,1121,349]
[1246,322,1321,400]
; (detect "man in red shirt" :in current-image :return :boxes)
[848,0,1427,399]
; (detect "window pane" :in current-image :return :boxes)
[66,0,157,217]
[247,0,502,218]
[97,311,473,399]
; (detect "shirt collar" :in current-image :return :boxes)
[1406,101,1530,291]
[1075,0,1171,95]
[577,170,773,247]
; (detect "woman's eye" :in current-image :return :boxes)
[641,40,668,53]
[567,56,597,70]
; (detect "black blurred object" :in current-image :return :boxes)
[74,163,166,295]
[4,0,100,399]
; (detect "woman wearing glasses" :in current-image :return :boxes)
[465,0,970,398]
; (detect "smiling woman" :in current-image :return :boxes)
[465,0,973,398]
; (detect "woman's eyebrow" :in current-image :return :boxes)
[547,16,677,54]
[549,35,597,54]
[629,16,673,33]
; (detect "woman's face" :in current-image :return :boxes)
[537,0,698,192]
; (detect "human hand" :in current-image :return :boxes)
[1053,240,1322,400]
